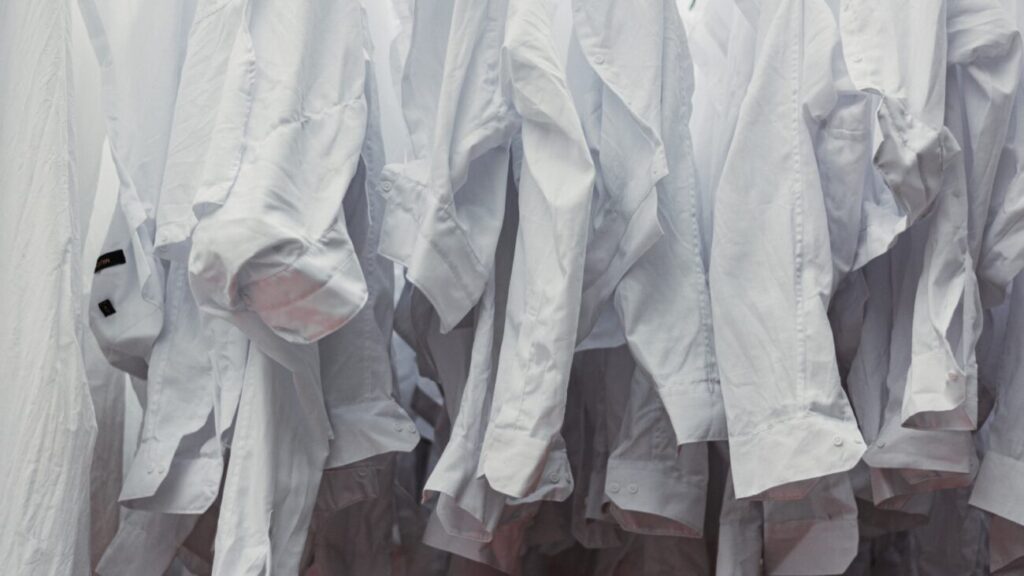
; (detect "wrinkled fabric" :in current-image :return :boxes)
[478,0,596,500]
[709,0,867,499]
[0,0,95,572]
[14,0,1024,574]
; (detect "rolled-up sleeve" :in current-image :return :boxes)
[188,0,371,344]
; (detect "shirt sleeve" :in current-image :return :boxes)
[89,202,165,379]
[376,0,515,333]
[321,80,419,469]
[762,473,859,576]
[978,92,1024,308]
[901,0,1021,430]
[478,0,595,499]
[187,0,370,345]
[974,5,1024,308]
[970,274,1024,543]
[79,0,190,377]
[609,1,726,446]
[708,0,865,499]
[567,0,667,338]
[839,0,952,270]
[604,368,707,538]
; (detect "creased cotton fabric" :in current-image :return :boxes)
[11,0,1024,574]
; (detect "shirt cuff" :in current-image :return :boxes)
[315,459,385,514]
[902,346,976,430]
[604,460,705,538]
[96,511,198,576]
[728,412,865,499]
[869,466,974,508]
[324,399,420,469]
[376,168,489,333]
[421,505,532,575]
[873,96,950,224]
[479,428,554,499]
[970,450,1024,526]
[424,436,499,538]
[120,447,222,514]
[89,231,165,379]
[189,218,368,344]
[989,514,1024,574]
[763,517,859,576]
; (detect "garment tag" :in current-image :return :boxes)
[95,250,126,272]
[98,299,116,317]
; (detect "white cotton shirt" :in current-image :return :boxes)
[80,0,251,525]
[319,52,419,470]
[585,0,725,445]
[971,273,1024,571]
[378,0,516,334]
[187,0,369,350]
[0,0,96,572]
[709,0,868,498]
[478,0,596,500]
[178,0,403,573]
[81,0,199,379]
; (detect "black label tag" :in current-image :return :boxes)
[98,299,116,317]
[95,250,126,273]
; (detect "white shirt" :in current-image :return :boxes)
[588,0,726,445]
[378,0,516,334]
[81,0,243,529]
[478,0,596,499]
[187,2,418,573]
[82,0,200,380]
[972,274,1024,572]
[0,0,95,573]
[709,0,868,498]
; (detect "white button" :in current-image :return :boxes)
[832,436,844,447]
[147,465,155,474]
[157,466,167,475]
[408,425,418,434]
[381,181,393,192]
[548,472,559,483]
[877,441,887,449]
[852,55,863,63]
[854,438,863,445]
[393,422,403,431]
[947,371,961,382]
[628,484,639,494]
[608,482,620,493]
[357,469,368,477]
[594,55,605,65]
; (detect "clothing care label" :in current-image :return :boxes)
[95,249,126,272]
